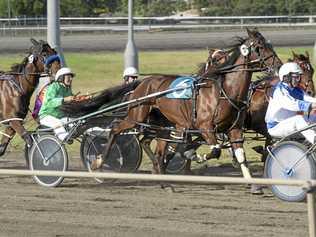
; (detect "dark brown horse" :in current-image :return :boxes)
[94,29,282,178]
[0,39,60,156]
[245,51,315,159]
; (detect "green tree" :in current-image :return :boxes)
[0,0,315,18]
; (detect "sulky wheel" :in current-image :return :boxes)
[29,134,68,187]
[115,134,142,172]
[264,141,316,202]
[84,135,122,183]
[165,152,187,174]
[81,132,142,172]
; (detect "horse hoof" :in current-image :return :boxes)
[250,184,264,195]
[204,147,221,160]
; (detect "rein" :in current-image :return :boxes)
[199,45,279,135]
[215,53,276,74]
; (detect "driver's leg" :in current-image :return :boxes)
[268,115,315,143]
[40,115,69,141]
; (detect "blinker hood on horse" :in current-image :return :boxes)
[0,38,60,157]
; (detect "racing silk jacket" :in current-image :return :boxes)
[32,84,49,119]
[265,82,316,129]
[39,82,73,119]
[32,76,52,119]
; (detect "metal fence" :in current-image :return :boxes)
[0,15,316,36]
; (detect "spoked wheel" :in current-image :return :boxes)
[166,152,187,174]
[84,136,122,183]
[29,135,68,187]
[81,133,142,183]
[115,134,142,172]
[264,141,316,202]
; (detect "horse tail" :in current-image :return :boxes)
[60,80,141,117]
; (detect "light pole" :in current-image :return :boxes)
[124,0,139,71]
[47,0,66,66]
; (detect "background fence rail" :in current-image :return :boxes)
[1,15,316,36]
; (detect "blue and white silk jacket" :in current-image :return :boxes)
[265,82,316,129]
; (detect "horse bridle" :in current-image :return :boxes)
[14,45,57,95]
[211,38,280,134]
[296,60,314,90]
[243,39,280,73]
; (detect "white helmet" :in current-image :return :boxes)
[279,62,303,81]
[55,67,75,81]
[123,67,138,78]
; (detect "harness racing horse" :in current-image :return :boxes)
[245,51,315,160]
[191,50,314,167]
[0,39,60,156]
[96,29,282,179]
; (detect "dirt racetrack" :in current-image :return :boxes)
[0,151,309,237]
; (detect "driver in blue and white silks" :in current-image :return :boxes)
[265,62,316,144]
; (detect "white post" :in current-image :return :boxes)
[47,0,66,66]
[124,0,139,71]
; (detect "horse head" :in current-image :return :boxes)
[27,38,60,75]
[207,48,228,68]
[291,51,315,96]
[199,29,282,78]
[240,28,282,72]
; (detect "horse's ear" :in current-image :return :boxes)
[30,38,39,45]
[305,51,310,59]
[291,50,298,59]
[38,40,47,46]
[208,48,215,54]
[246,27,255,38]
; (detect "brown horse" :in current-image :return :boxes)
[95,29,282,179]
[0,39,60,156]
[245,51,315,159]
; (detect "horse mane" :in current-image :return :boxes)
[60,80,141,117]
[196,36,246,77]
[10,57,28,73]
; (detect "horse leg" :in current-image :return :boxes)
[9,120,32,148]
[155,140,175,191]
[154,140,170,174]
[92,104,151,170]
[261,136,272,163]
[183,124,218,174]
[228,129,251,179]
[199,124,221,160]
[0,127,16,156]
[228,129,263,194]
